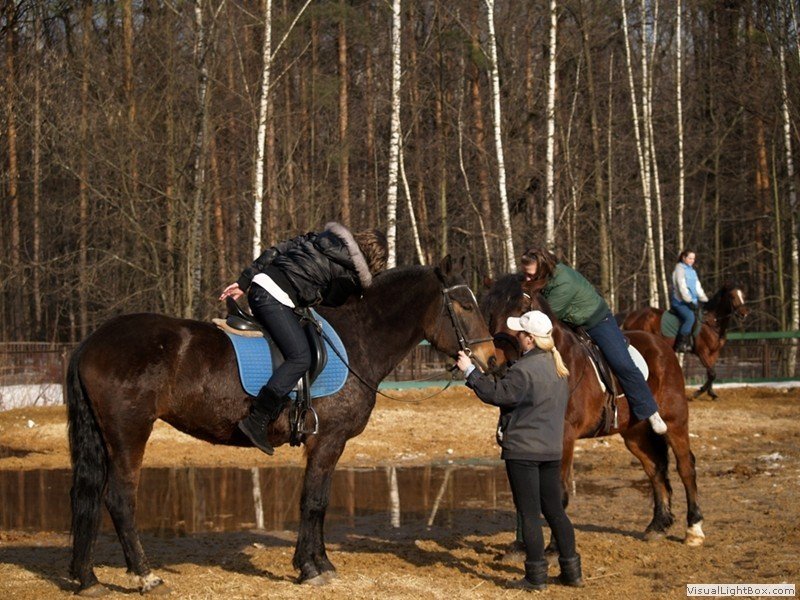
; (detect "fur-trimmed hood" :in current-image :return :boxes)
[324,222,372,288]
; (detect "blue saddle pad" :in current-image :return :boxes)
[224,311,348,399]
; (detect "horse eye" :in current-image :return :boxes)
[461,302,474,312]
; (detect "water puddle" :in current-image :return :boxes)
[0,462,648,534]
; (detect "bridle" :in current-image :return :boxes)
[317,280,494,402]
[441,283,494,372]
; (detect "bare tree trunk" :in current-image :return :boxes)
[123,0,138,201]
[32,2,43,336]
[676,0,685,251]
[545,0,558,249]
[399,134,425,265]
[621,0,658,306]
[4,0,21,339]
[365,1,377,226]
[579,0,610,297]
[483,0,515,271]
[436,20,447,260]
[458,37,493,278]
[470,11,492,254]
[779,42,798,373]
[211,138,226,287]
[607,52,617,310]
[337,0,350,225]
[386,0,402,268]
[185,0,212,317]
[253,0,273,258]
[78,0,92,337]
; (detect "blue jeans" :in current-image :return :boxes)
[670,300,696,336]
[586,312,659,421]
[247,285,311,398]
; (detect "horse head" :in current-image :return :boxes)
[429,255,497,373]
[706,282,749,324]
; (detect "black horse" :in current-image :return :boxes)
[67,258,496,595]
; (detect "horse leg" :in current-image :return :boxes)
[621,428,674,539]
[293,436,346,585]
[103,421,165,594]
[664,420,705,546]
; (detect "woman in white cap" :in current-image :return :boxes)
[456,310,583,591]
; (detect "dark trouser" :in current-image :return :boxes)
[247,285,311,398]
[586,312,659,421]
[505,459,576,563]
[670,300,696,336]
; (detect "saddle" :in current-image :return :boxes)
[571,326,619,437]
[224,297,326,447]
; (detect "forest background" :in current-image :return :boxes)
[1,0,799,344]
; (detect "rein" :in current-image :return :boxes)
[316,281,490,404]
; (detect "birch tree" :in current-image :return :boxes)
[621,0,658,306]
[484,0,515,271]
[780,41,798,373]
[386,0,401,268]
[545,0,558,250]
[252,0,273,258]
[676,0,685,251]
[184,0,212,317]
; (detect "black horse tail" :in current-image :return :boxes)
[67,342,107,580]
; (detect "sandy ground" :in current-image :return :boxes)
[1,385,799,598]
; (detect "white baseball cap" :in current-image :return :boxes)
[506,310,553,336]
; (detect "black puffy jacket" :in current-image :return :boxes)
[236,222,373,308]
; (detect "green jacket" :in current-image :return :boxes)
[541,263,609,328]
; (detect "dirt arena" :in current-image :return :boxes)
[0,385,798,599]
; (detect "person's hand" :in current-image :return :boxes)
[219,283,244,302]
[456,351,473,373]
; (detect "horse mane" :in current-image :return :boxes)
[479,272,558,331]
[703,281,738,313]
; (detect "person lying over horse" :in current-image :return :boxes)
[519,247,667,435]
[456,310,583,590]
[219,223,388,455]
[670,249,708,353]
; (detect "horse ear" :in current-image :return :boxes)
[521,278,546,296]
[436,255,453,281]
[483,276,494,290]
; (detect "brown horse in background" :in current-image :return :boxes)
[622,283,749,399]
[482,275,704,550]
[67,259,496,595]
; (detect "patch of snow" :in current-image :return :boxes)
[0,384,63,412]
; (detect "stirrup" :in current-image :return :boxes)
[298,406,319,436]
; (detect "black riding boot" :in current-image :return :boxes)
[508,559,549,591]
[558,554,584,587]
[675,334,692,353]
[238,388,287,456]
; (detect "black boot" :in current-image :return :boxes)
[507,559,548,591]
[674,334,692,353]
[238,388,287,456]
[558,554,584,587]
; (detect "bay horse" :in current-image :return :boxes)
[621,283,749,399]
[482,275,704,551]
[67,258,496,595]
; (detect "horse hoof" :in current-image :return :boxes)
[319,570,338,583]
[643,529,666,542]
[139,573,168,595]
[77,584,109,597]
[685,522,706,547]
[300,573,329,586]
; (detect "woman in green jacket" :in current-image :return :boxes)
[520,247,667,434]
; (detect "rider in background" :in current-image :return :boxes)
[219,223,388,456]
[519,247,667,435]
[457,311,583,590]
[671,250,708,353]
